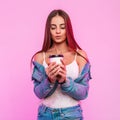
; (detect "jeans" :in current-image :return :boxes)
[37,104,83,120]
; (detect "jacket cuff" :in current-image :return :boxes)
[61,77,73,90]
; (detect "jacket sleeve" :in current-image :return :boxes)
[61,62,92,100]
[32,61,58,99]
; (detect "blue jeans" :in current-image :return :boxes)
[37,104,83,120]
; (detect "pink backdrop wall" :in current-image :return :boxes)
[0,0,120,120]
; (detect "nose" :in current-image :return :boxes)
[56,27,61,34]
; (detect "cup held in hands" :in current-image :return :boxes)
[49,54,64,64]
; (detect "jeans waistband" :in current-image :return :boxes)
[39,103,81,113]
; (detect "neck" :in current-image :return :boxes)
[53,42,70,54]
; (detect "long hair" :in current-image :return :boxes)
[42,9,82,51]
[31,9,86,65]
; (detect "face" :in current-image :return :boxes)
[50,15,67,44]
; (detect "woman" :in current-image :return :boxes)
[31,9,92,120]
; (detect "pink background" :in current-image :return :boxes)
[0,0,120,120]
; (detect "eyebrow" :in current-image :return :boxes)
[51,23,65,26]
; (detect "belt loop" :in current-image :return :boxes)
[59,108,62,114]
[59,108,64,117]
[41,104,47,113]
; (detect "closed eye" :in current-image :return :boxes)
[51,27,56,30]
[60,24,66,29]
[50,23,66,30]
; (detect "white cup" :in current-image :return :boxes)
[49,54,64,64]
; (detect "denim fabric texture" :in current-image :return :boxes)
[32,61,92,120]
[32,61,92,100]
[37,104,83,120]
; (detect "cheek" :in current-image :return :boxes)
[50,30,55,37]
[62,31,67,37]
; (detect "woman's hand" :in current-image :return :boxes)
[45,62,60,83]
[57,59,66,84]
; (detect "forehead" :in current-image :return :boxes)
[51,15,65,24]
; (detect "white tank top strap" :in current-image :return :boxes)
[42,52,48,68]
[74,53,77,60]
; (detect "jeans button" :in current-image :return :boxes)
[60,113,64,117]
[52,109,57,112]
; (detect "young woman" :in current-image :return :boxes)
[31,9,92,120]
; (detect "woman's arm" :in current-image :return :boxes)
[32,53,58,99]
[61,64,91,100]
[61,50,92,100]
[32,63,58,99]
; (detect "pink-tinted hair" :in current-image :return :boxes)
[42,9,82,51]
[31,9,88,65]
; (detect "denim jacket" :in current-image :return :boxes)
[32,61,92,100]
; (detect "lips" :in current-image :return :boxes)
[55,36,61,39]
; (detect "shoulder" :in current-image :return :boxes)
[77,49,88,60]
[33,51,44,64]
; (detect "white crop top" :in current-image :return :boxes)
[42,52,79,108]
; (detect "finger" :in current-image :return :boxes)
[52,66,61,76]
[58,71,66,78]
[60,65,66,71]
[50,64,60,73]
[48,62,56,68]
[58,78,65,83]
[49,67,60,78]
[48,62,57,72]
[45,67,49,76]
[60,60,66,70]
[60,59,65,65]
[60,66,66,73]
[48,73,57,83]
[57,74,66,83]
[49,77,56,83]
[59,64,66,72]
[58,69,66,79]
[52,65,60,74]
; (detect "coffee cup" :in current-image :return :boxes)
[49,54,64,64]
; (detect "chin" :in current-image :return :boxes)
[54,40,66,44]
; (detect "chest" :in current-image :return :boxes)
[65,60,79,79]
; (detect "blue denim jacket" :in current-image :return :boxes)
[32,61,92,100]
